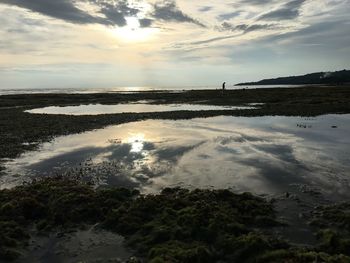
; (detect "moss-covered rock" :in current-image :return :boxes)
[102,188,280,261]
[148,241,212,263]
[316,229,350,256]
[258,249,350,263]
[310,202,350,232]
[0,177,136,260]
[1,178,350,262]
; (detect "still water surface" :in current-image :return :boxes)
[25,103,254,115]
[0,85,305,95]
[3,115,350,200]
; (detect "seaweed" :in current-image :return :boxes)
[102,188,280,261]
[0,177,136,260]
[0,179,279,261]
[1,178,350,262]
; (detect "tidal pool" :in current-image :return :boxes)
[2,115,350,200]
[25,103,254,115]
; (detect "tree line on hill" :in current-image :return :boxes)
[236,69,350,86]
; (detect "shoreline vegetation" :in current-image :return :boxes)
[236,69,350,86]
[1,85,350,262]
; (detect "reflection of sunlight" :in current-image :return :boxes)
[123,86,148,92]
[128,134,145,152]
[111,17,158,42]
[93,152,111,164]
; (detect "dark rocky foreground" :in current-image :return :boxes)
[1,177,350,262]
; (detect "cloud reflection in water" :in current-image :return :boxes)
[3,115,350,200]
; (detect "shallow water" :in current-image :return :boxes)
[3,115,350,201]
[17,227,131,263]
[25,103,254,115]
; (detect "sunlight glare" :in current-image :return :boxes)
[112,17,157,42]
[128,133,145,152]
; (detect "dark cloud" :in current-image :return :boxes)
[153,0,205,27]
[0,0,141,26]
[244,24,277,33]
[139,18,153,28]
[238,0,277,5]
[258,0,305,21]
[219,22,277,33]
[220,22,238,31]
[0,0,205,28]
[174,35,236,48]
[198,6,213,12]
[0,0,102,24]
[98,7,126,26]
[217,11,241,21]
[176,17,350,52]
[263,20,350,48]
[96,1,140,27]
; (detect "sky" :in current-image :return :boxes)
[0,0,349,89]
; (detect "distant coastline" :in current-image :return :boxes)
[236,69,350,86]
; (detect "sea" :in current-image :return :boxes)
[0,85,306,96]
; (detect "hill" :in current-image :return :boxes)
[236,69,350,86]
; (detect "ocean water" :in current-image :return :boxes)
[0,85,306,95]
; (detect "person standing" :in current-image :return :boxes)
[222,82,226,95]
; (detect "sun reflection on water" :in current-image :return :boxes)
[127,133,145,153]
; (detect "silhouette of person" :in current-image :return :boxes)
[222,82,226,95]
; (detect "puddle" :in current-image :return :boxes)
[17,226,132,263]
[2,114,350,202]
[25,103,255,115]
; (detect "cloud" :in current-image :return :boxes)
[198,6,213,12]
[96,1,140,27]
[263,20,350,48]
[1,0,349,88]
[236,0,278,6]
[139,18,153,28]
[170,35,238,50]
[217,11,242,21]
[0,0,207,28]
[152,0,205,27]
[219,22,277,33]
[242,24,277,33]
[258,0,305,21]
[0,0,103,24]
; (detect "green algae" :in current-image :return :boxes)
[0,178,278,261]
[310,202,350,232]
[1,178,350,262]
[0,178,137,260]
[257,249,350,263]
[308,202,350,259]
[102,188,280,262]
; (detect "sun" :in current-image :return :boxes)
[112,17,158,43]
